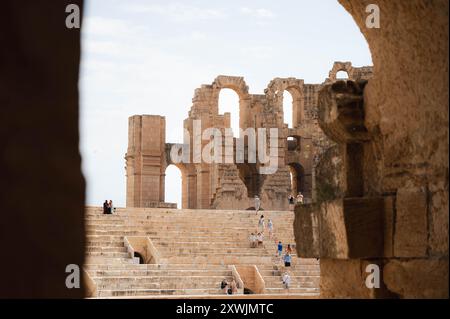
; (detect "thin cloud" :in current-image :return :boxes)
[124,3,227,22]
[240,7,275,19]
[83,16,148,38]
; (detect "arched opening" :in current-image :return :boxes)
[287,136,300,152]
[283,91,294,128]
[218,89,240,137]
[165,165,182,208]
[133,252,144,264]
[288,163,305,196]
[336,70,349,80]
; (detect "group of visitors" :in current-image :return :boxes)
[277,241,293,290]
[258,215,274,238]
[249,214,275,248]
[248,195,301,292]
[221,279,238,295]
[102,200,115,214]
[249,232,264,248]
[288,192,304,206]
[277,242,293,267]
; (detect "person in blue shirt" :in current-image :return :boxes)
[277,241,283,257]
[284,252,292,267]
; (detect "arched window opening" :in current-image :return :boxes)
[336,70,349,79]
[165,165,182,208]
[283,91,294,128]
[287,136,300,152]
[218,89,240,137]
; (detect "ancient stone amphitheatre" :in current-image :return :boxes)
[83,62,372,298]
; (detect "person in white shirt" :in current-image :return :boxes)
[254,195,261,214]
[296,192,304,205]
[268,219,274,239]
[258,215,265,232]
[249,233,257,248]
[282,272,291,290]
[257,232,264,248]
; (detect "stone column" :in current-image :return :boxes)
[125,115,166,207]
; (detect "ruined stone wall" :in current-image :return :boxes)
[126,63,372,211]
[295,0,448,299]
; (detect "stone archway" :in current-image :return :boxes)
[265,78,305,128]
[288,162,305,196]
[212,75,251,134]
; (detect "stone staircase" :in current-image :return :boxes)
[84,207,320,298]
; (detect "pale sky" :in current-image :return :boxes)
[79,0,372,207]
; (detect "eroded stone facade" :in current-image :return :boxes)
[125,62,372,211]
[294,0,449,299]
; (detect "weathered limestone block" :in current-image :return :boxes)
[294,204,320,257]
[384,259,449,299]
[429,181,449,256]
[394,187,428,257]
[295,198,384,259]
[319,259,376,298]
[315,144,346,203]
[318,80,369,144]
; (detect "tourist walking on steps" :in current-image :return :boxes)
[286,244,293,254]
[103,200,109,214]
[258,215,265,232]
[254,195,261,214]
[257,232,264,248]
[277,241,283,257]
[282,272,291,290]
[249,233,257,248]
[221,279,228,294]
[268,219,274,239]
[284,252,292,267]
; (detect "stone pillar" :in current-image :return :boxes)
[125,115,166,207]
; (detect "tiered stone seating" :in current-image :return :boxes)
[84,207,320,297]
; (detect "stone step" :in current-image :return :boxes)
[265,282,319,289]
[94,276,233,289]
[85,246,128,253]
[259,270,320,276]
[96,288,228,297]
[264,287,320,295]
[264,276,320,284]
[83,263,231,271]
[156,247,277,255]
[160,256,274,265]
[155,241,270,248]
[85,251,131,258]
[85,257,139,264]
[88,270,232,277]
